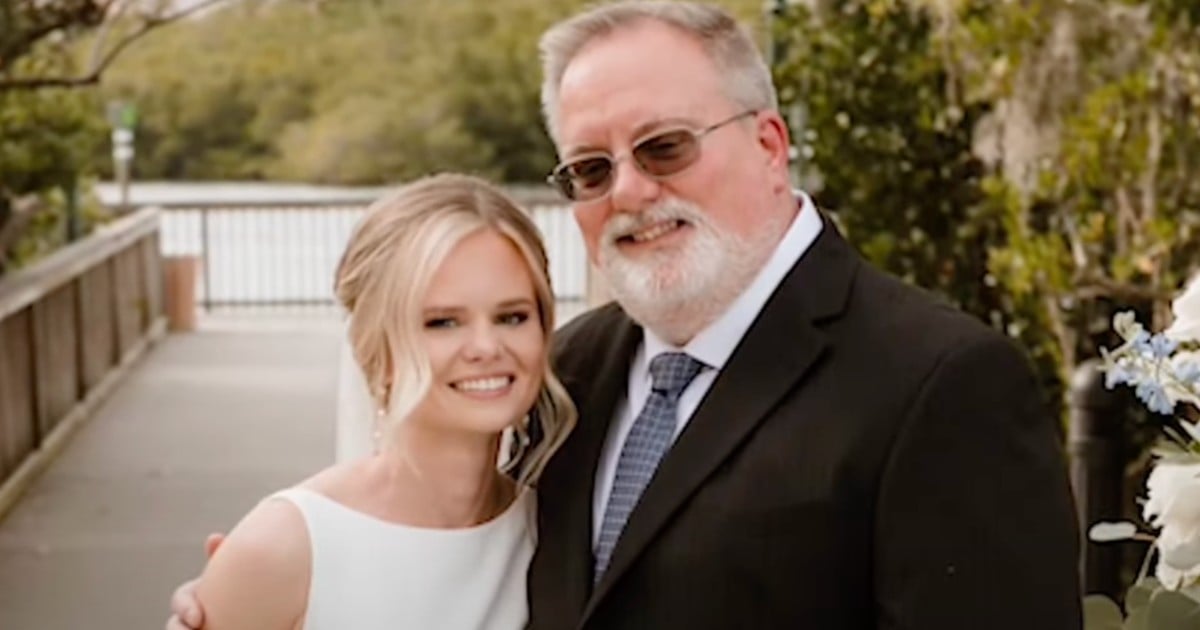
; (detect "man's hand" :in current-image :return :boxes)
[164,534,225,630]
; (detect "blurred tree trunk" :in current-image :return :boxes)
[0,195,43,274]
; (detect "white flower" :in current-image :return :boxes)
[1145,461,1200,589]
[1166,274,1200,343]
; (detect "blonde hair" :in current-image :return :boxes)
[539,1,778,142]
[334,173,576,485]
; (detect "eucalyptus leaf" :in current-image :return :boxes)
[1091,521,1140,542]
[1128,579,1159,612]
[1148,589,1200,629]
[1181,420,1200,444]
[1083,595,1124,630]
[1125,604,1149,630]
[1152,442,1190,458]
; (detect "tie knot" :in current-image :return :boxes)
[648,352,705,399]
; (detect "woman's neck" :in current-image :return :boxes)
[368,424,514,528]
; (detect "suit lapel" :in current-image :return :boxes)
[542,309,642,619]
[582,219,859,622]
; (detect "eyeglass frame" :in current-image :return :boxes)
[545,109,759,202]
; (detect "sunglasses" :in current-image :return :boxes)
[547,110,758,202]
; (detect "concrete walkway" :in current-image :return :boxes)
[0,315,342,629]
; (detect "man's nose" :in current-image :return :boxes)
[608,156,662,213]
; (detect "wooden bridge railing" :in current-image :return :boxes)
[0,207,165,516]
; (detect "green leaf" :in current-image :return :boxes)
[1147,589,1200,630]
[1128,578,1161,612]
[1084,595,1124,630]
[1126,602,1150,630]
[1090,521,1139,542]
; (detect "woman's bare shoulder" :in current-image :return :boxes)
[195,497,310,629]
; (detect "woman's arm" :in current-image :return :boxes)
[194,499,310,630]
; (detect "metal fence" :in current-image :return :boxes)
[157,192,591,321]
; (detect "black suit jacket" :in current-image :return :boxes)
[529,219,1082,629]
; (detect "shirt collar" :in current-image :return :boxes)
[640,191,823,370]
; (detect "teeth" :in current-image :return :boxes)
[629,221,678,243]
[455,377,511,392]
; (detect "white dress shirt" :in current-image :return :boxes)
[591,193,823,544]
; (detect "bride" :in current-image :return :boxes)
[187,174,575,629]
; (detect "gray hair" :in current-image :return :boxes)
[539,1,778,144]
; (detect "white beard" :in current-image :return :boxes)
[596,197,785,345]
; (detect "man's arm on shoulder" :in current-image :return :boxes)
[194,499,309,630]
[874,333,1082,629]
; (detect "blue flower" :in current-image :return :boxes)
[1152,334,1179,357]
[1105,364,1135,389]
[1136,333,1178,360]
[1136,380,1175,415]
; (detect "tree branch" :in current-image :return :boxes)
[1072,276,1173,303]
[85,0,133,75]
[0,1,128,65]
[1141,62,1163,228]
[0,0,233,91]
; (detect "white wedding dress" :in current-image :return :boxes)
[268,487,534,630]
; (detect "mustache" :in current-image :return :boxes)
[601,198,709,243]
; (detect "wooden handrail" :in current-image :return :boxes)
[0,207,160,320]
[0,203,166,522]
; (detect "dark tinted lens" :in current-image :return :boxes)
[549,171,577,200]
[570,157,611,187]
[634,129,699,176]
[561,156,612,200]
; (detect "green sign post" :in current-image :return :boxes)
[106,101,139,211]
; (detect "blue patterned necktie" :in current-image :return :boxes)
[594,352,706,583]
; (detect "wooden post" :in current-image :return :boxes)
[1067,358,1127,599]
[163,256,199,332]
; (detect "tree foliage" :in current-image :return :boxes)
[0,0,231,272]
[95,0,764,184]
[774,0,1200,422]
[774,0,994,314]
[975,0,1200,375]
[0,0,232,90]
[1,0,763,272]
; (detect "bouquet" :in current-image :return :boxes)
[1086,274,1200,629]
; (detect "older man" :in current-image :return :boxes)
[529,2,1080,628]
[170,2,1082,628]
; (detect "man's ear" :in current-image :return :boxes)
[755,111,793,193]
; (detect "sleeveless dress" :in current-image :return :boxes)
[268,487,535,630]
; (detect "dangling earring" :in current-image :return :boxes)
[373,385,387,454]
[372,407,385,452]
